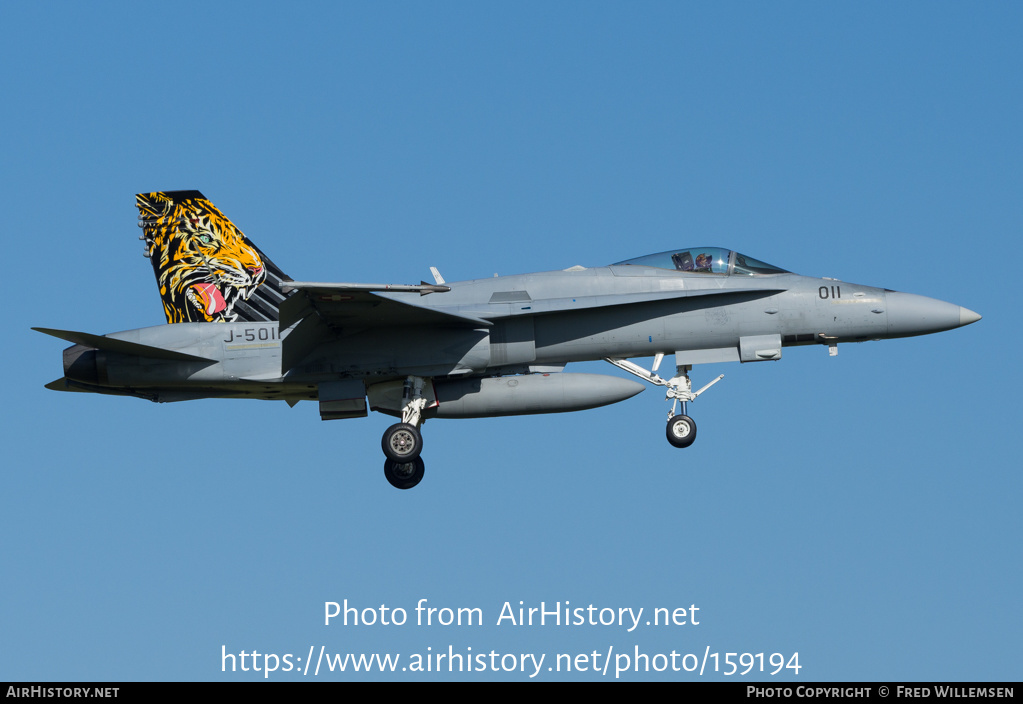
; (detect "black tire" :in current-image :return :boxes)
[384,457,425,490]
[382,422,423,462]
[666,415,697,448]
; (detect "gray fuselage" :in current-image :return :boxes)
[62,261,973,406]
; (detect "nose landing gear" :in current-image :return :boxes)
[606,357,723,449]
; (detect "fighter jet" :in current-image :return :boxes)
[36,191,981,489]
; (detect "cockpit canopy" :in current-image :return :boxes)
[614,247,789,276]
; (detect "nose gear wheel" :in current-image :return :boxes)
[666,415,697,448]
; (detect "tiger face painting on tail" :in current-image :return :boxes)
[136,191,268,323]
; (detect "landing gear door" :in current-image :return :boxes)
[319,379,368,420]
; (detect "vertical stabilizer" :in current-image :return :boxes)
[136,190,290,323]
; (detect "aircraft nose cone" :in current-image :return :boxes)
[960,307,982,326]
[885,291,980,338]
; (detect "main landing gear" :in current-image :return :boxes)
[384,457,425,490]
[605,356,723,450]
[380,376,429,489]
[382,423,422,462]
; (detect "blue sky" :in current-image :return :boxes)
[2,1,1019,681]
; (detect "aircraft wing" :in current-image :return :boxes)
[279,282,493,373]
[279,282,492,329]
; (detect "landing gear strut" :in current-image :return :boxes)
[380,376,430,488]
[605,356,723,449]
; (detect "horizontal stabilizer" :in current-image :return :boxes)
[45,378,80,392]
[32,327,214,362]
